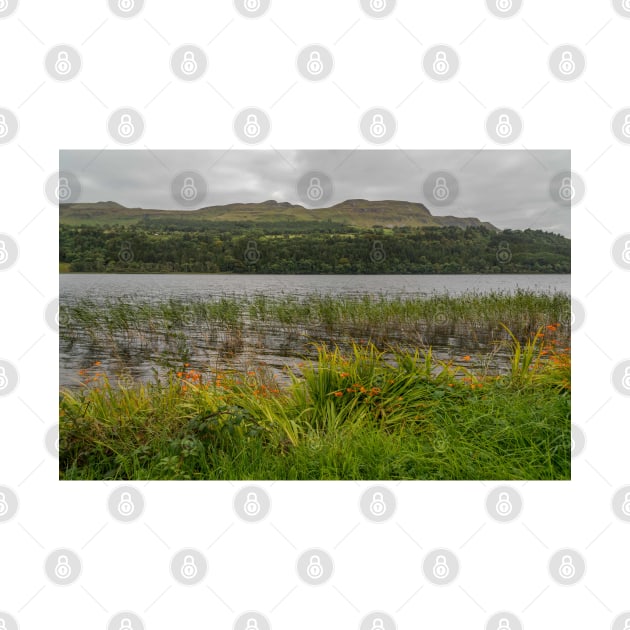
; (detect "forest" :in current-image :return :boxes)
[59,222,570,274]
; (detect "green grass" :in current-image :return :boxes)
[61,290,569,344]
[59,333,570,481]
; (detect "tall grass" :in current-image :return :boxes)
[59,327,570,481]
[60,290,569,349]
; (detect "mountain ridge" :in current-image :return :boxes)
[60,199,499,231]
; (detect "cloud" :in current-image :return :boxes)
[61,149,570,236]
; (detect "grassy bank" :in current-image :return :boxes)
[59,329,570,480]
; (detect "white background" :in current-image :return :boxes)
[1,0,629,628]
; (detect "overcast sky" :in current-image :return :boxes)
[61,149,570,236]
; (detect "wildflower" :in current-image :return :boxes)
[94,361,102,366]
[339,372,350,378]
[463,355,471,362]
[334,391,343,397]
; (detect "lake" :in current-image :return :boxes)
[59,274,570,388]
[60,273,570,301]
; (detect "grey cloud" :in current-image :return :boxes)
[60,149,570,236]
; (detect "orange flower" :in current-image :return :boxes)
[333,391,343,397]
[463,355,471,361]
[339,372,350,378]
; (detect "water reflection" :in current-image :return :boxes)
[60,318,569,388]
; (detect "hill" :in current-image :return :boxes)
[60,199,498,231]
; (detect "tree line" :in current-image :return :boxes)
[59,223,570,274]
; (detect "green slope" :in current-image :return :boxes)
[60,199,498,231]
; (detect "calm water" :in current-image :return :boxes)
[61,273,570,301]
[60,274,570,388]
